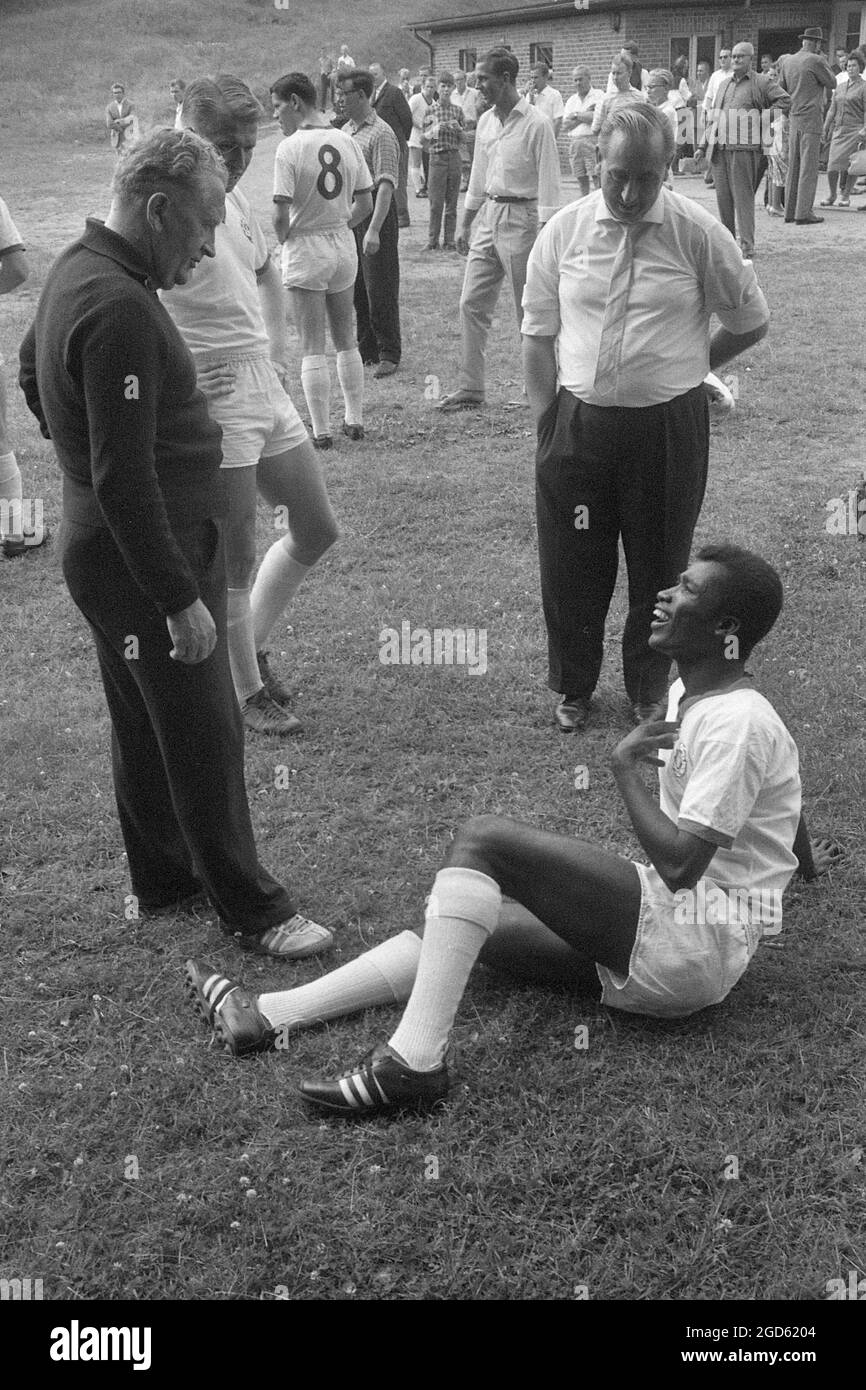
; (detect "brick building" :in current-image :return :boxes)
[406,1,866,87]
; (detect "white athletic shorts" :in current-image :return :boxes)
[595,863,759,1018]
[198,352,307,468]
[281,226,357,293]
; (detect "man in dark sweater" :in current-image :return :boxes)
[18,128,332,959]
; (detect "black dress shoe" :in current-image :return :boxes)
[632,699,668,725]
[794,215,824,224]
[555,695,591,733]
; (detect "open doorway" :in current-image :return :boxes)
[757,29,803,63]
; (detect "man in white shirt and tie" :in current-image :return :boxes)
[437,47,561,412]
[522,104,770,732]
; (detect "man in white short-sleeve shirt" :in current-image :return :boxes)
[521,102,769,733]
[562,68,605,196]
[1,196,48,557]
[528,63,565,137]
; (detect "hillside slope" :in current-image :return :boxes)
[0,0,458,145]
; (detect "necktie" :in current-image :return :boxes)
[593,222,643,397]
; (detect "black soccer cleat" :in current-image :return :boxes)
[298,1042,449,1117]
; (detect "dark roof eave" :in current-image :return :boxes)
[406,0,779,36]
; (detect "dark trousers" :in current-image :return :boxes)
[396,143,410,225]
[784,118,822,221]
[427,148,461,244]
[353,201,401,365]
[535,385,709,703]
[60,516,295,933]
[711,146,763,257]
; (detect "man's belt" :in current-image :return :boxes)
[488,194,536,202]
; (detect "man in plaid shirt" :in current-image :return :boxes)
[339,68,403,377]
[422,72,464,250]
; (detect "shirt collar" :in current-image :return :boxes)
[595,188,666,226]
[678,675,755,720]
[491,96,529,125]
[81,218,153,287]
[349,111,377,134]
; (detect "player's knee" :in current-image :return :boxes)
[451,813,511,864]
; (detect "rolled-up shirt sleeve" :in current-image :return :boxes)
[701,222,770,332]
[534,116,562,223]
[520,218,563,337]
[464,110,491,212]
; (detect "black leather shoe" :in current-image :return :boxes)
[632,700,668,725]
[794,215,824,224]
[299,1042,449,1116]
[341,422,365,441]
[555,696,591,733]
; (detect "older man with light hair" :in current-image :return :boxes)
[562,65,604,196]
[700,42,789,260]
[522,103,770,732]
[19,128,332,959]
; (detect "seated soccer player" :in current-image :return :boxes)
[186,544,838,1115]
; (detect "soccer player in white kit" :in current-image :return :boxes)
[271,72,373,448]
[161,75,340,736]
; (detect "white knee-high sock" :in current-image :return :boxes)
[258,930,422,1031]
[336,348,364,426]
[0,452,23,540]
[250,535,312,652]
[227,588,262,704]
[388,867,501,1071]
[301,355,331,437]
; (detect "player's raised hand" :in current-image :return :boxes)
[612,720,679,770]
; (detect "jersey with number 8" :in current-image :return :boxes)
[274,127,372,234]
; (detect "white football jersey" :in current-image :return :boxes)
[274,126,372,235]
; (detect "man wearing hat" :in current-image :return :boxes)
[778,29,836,224]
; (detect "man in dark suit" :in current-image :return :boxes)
[369,61,414,228]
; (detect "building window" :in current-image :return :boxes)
[845,10,862,50]
[670,37,690,72]
[458,48,477,73]
[530,42,553,70]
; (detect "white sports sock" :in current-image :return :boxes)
[0,452,23,540]
[226,588,262,704]
[258,930,422,1031]
[300,354,331,438]
[336,348,364,426]
[250,536,311,651]
[388,867,501,1071]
